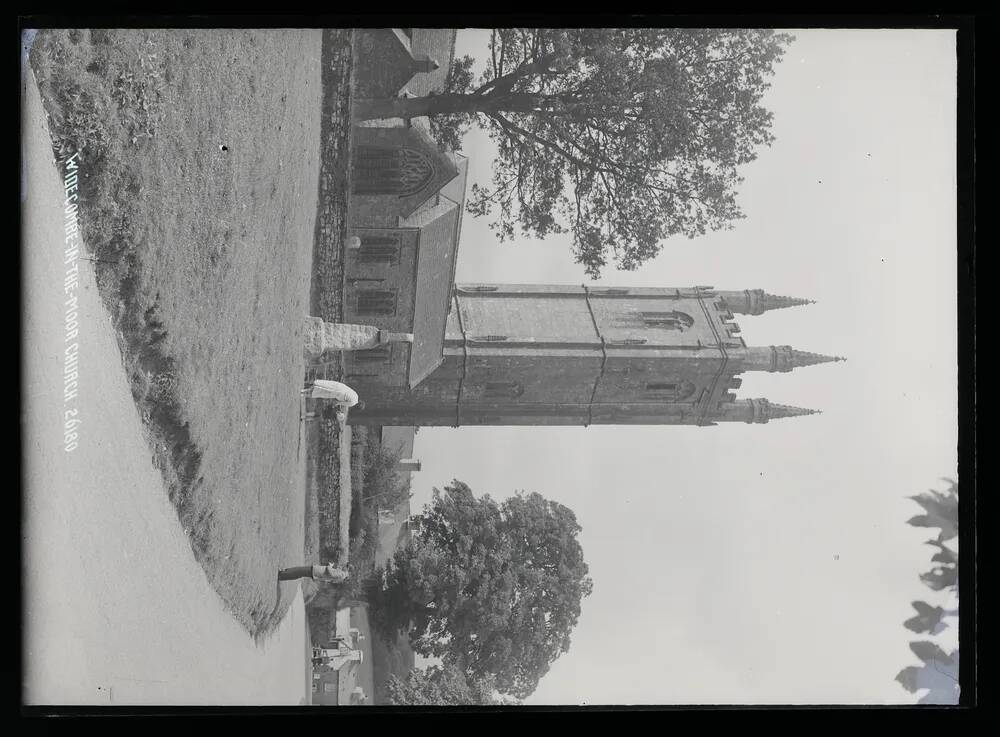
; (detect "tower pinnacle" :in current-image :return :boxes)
[741,346,847,372]
[713,398,821,424]
[716,289,815,316]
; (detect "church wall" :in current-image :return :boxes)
[595,353,727,406]
[342,227,420,388]
[456,293,600,343]
[459,352,603,404]
[348,126,460,224]
[450,289,742,350]
[349,353,462,406]
[589,295,732,348]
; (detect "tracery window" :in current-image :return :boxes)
[353,146,434,197]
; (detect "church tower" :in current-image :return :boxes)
[347,284,843,427]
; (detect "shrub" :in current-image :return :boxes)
[362,438,412,512]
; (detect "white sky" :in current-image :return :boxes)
[408,29,958,704]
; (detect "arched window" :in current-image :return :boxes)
[641,311,695,330]
[357,289,397,315]
[356,234,400,264]
[353,146,434,197]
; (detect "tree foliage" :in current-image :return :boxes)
[356,28,794,277]
[895,479,959,704]
[386,663,515,706]
[362,440,413,512]
[367,480,593,699]
[903,601,947,636]
[906,482,958,543]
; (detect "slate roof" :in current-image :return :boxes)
[402,152,468,388]
[407,201,460,388]
[404,29,458,97]
[353,29,456,99]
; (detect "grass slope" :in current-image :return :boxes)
[30,28,333,637]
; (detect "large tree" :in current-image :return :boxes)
[354,29,794,277]
[387,664,514,706]
[367,480,593,699]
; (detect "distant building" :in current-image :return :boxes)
[313,671,339,705]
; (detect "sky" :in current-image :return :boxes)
[407,29,958,705]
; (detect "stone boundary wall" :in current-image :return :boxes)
[311,29,356,326]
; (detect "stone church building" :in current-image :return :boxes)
[344,31,842,428]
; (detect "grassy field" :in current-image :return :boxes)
[29,28,341,637]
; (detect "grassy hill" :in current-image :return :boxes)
[29,28,351,638]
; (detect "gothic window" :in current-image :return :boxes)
[355,346,391,363]
[484,381,524,399]
[646,381,697,401]
[357,235,400,264]
[353,146,434,198]
[641,311,695,330]
[469,335,508,342]
[357,289,397,316]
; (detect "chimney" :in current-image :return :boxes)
[397,458,422,474]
